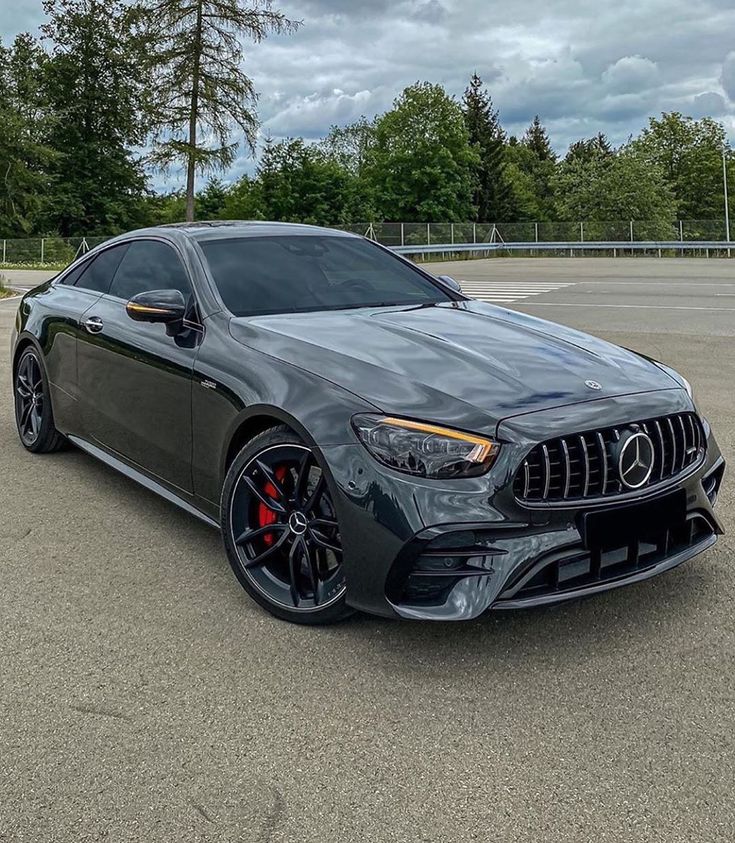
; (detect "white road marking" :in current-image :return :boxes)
[522,302,735,312]
[459,280,575,303]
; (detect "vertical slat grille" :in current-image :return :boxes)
[514,412,704,503]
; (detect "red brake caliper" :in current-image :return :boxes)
[258,465,288,546]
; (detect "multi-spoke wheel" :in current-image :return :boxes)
[222,426,351,624]
[13,348,65,453]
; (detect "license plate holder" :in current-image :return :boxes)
[580,490,687,550]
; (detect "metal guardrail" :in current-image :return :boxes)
[394,240,735,256]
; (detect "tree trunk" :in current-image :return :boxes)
[185,1,204,222]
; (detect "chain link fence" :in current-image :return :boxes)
[1,221,732,266]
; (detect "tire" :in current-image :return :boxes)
[221,425,353,625]
[13,347,66,454]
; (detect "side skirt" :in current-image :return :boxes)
[67,435,221,531]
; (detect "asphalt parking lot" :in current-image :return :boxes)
[1,258,733,842]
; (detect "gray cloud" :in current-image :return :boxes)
[3,0,735,185]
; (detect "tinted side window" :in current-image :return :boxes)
[60,259,92,286]
[109,241,192,301]
[75,245,129,293]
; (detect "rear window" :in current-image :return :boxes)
[198,235,450,316]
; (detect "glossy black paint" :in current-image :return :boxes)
[11,221,725,621]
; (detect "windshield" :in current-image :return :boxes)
[198,234,452,316]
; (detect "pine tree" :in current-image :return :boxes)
[462,73,512,222]
[523,115,556,161]
[40,0,150,235]
[143,0,300,221]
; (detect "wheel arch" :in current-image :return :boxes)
[220,404,321,487]
[12,333,44,375]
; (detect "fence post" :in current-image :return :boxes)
[2,240,5,264]
[41,238,45,264]
[580,221,584,242]
[629,220,634,242]
[427,223,430,246]
[534,222,539,243]
[473,223,477,243]
[401,223,405,247]
[450,223,454,244]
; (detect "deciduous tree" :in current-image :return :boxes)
[365,82,479,222]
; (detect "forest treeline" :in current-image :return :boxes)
[1,0,733,238]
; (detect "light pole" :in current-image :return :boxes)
[723,146,731,257]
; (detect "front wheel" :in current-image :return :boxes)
[221,426,352,624]
[13,347,65,453]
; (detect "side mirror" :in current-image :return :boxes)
[437,274,462,293]
[126,289,186,325]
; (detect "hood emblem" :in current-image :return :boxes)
[617,431,655,489]
[585,380,602,391]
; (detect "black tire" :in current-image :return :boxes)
[221,425,353,625]
[13,347,66,454]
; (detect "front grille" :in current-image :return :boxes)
[514,412,704,503]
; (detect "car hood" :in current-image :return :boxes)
[229,300,680,434]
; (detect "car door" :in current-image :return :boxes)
[40,244,130,436]
[76,238,201,493]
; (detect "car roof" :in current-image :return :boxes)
[160,220,359,243]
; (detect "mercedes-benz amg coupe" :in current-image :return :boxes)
[11,222,725,623]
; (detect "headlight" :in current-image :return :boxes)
[351,415,499,479]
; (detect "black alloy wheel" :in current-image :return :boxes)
[222,426,351,624]
[13,348,65,453]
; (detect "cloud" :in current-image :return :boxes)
[722,51,735,101]
[3,0,735,182]
[691,91,728,116]
[602,56,659,93]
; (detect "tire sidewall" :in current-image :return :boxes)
[14,347,60,453]
[220,426,351,625]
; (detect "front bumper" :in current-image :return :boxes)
[321,390,725,621]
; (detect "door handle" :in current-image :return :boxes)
[83,316,104,334]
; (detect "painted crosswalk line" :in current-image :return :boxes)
[457,280,575,303]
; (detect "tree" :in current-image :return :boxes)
[0,34,54,235]
[143,0,299,222]
[255,137,366,225]
[319,117,376,176]
[523,115,556,162]
[552,146,677,236]
[365,82,479,221]
[40,0,150,235]
[631,112,733,221]
[565,133,613,165]
[196,177,228,219]
[462,73,512,222]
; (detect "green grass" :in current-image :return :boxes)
[0,261,66,271]
[0,275,18,298]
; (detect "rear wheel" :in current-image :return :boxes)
[13,348,65,453]
[221,426,351,624]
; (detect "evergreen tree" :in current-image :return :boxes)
[40,0,150,235]
[143,0,299,222]
[0,34,54,235]
[462,73,512,222]
[523,115,556,161]
[566,133,613,165]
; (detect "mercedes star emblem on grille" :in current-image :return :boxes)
[617,431,655,489]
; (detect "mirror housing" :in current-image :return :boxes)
[126,289,186,326]
[437,274,462,293]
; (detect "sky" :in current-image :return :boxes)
[3,0,735,188]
